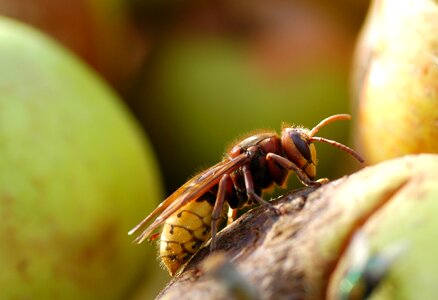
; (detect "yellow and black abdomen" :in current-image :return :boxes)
[159,198,213,275]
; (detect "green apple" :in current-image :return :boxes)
[0,17,163,299]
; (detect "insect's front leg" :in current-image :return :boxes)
[266,153,327,186]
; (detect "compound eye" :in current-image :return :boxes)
[290,131,312,162]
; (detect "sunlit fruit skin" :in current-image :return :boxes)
[353,0,438,164]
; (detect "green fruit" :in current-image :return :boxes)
[0,17,163,299]
[326,154,438,299]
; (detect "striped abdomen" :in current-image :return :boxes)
[159,198,213,275]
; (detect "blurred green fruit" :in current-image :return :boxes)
[0,17,162,299]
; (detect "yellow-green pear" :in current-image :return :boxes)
[352,0,438,164]
[0,17,163,299]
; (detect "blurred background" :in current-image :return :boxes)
[0,0,370,298]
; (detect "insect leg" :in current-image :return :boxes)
[210,174,230,251]
[266,153,322,186]
[242,164,279,214]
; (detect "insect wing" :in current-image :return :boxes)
[127,169,210,236]
[129,153,250,244]
[127,181,194,236]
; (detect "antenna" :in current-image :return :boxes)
[309,114,351,138]
[308,114,364,163]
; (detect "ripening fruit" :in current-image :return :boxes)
[0,17,163,299]
[352,0,438,164]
